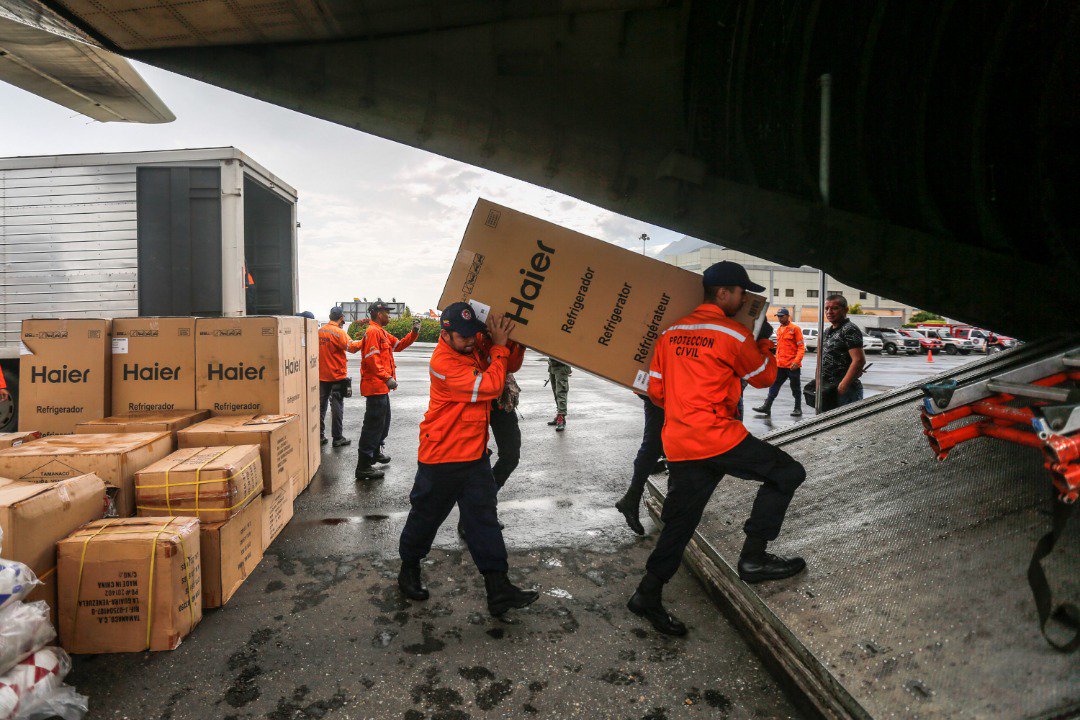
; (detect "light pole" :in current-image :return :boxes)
[640,233,650,255]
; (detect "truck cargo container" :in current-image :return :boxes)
[0,147,299,431]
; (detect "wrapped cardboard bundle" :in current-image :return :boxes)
[0,562,37,613]
[135,446,262,523]
[56,518,201,654]
[0,602,54,676]
[177,414,303,495]
[0,646,70,720]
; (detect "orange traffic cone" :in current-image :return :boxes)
[927,349,934,363]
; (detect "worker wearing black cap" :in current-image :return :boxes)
[356,300,419,480]
[628,261,807,636]
[397,302,540,616]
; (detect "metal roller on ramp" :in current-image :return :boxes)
[646,337,1080,719]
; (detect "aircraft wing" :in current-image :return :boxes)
[0,6,173,123]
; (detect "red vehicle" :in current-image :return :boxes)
[899,328,943,354]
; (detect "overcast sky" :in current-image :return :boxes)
[0,62,683,317]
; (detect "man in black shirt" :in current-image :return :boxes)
[819,294,866,411]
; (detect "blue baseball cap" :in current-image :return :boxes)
[702,261,765,292]
[440,302,487,337]
[329,306,344,321]
[776,307,790,317]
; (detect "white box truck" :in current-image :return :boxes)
[0,147,300,430]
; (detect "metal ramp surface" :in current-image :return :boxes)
[646,337,1080,720]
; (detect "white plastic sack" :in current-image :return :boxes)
[0,647,70,720]
[0,603,55,677]
[0,562,38,613]
[13,683,87,720]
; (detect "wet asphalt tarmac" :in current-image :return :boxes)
[68,344,973,720]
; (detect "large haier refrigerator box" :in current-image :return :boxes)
[18,319,111,434]
[111,317,197,413]
[438,200,766,391]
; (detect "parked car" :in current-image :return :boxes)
[801,326,819,352]
[862,335,884,354]
[915,328,974,355]
[865,327,919,355]
[968,328,1019,353]
[898,329,943,354]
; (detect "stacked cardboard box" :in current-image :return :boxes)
[0,474,107,619]
[0,432,173,517]
[177,414,301,551]
[177,414,302,496]
[0,431,41,449]
[75,409,210,446]
[302,317,321,491]
[18,319,111,435]
[57,517,202,653]
[111,317,197,413]
[135,445,263,523]
[201,496,263,608]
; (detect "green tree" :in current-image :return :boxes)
[346,319,369,340]
[909,310,944,324]
[402,306,412,318]
[849,303,864,315]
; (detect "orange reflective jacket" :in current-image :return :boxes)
[318,322,363,382]
[647,304,777,461]
[360,323,417,395]
[775,323,805,369]
[418,338,510,464]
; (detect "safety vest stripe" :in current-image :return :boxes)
[649,371,662,379]
[430,368,446,380]
[663,323,746,343]
[470,374,483,402]
[743,357,769,380]
[364,348,380,359]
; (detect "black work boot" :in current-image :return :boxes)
[554,414,566,431]
[615,490,646,536]
[332,437,351,447]
[374,451,392,464]
[790,405,803,417]
[484,572,539,616]
[738,537,806,583]
[752,400,773,416]
[627,572,687,636]
[355,460,385,481]
[398,562,430,601]
[547,415,560,426]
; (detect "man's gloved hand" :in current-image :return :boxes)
[412,319,421,332]
[386,378,399,390]
[756,319,774,341]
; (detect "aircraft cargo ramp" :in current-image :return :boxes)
[646,337,1079,720]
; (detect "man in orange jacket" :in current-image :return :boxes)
[318,306,363,447]
[355,301,419,480]
[753,307,806,417]
[629,262,807,636]
[397,302,540,617]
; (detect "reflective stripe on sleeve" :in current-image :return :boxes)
[430,367,446,381]
[363,348,380,359]
[649,371,662,379]
[470,374,483,402]
[743,357,770,380]
[663,323,746,343]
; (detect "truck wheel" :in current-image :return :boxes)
[0,366,16,433]
[946,345,958,355]
[959,349,971,355]
[988,345,1002,354]
[885,343,897,355]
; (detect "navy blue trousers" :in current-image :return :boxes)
[399,457,508,573]
[646,434,806,582]
[627,394,665,498]
[358,393,391,463]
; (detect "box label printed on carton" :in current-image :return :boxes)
[111,338,129,354]
[467,299,491,323]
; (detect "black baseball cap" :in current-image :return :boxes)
[702,261,765,292]
[440,302,487,337]
[368,301,392,316]
[329,306,344,321]
[776,307,790,317]
[297,310,316,320]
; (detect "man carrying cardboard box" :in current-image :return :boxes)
[397,303,539,617]
[355,301,419,481]
[629,262,807,637]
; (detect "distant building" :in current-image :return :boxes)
[660,237,919,322]
[335,298,408,321]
